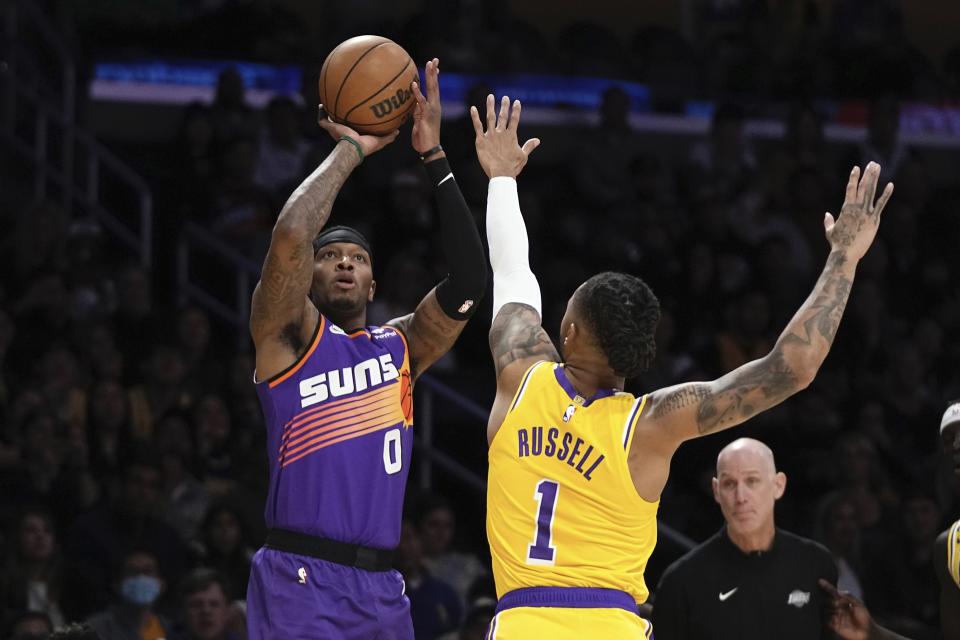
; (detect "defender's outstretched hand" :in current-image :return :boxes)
[824,161,893,261]
[411,58,442,158]
[471,94,540,179]
[317,105,399,158]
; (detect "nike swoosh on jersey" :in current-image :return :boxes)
[719,588,738,601]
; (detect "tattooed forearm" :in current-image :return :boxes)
[277,141,360,238]
[694,249,856,435]
[650,384,711,419]
[696,349,798,434]
[251,142,360,337]
[489,303,559,376]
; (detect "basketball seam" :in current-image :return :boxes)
[333,41,391,117]
[343,58,414,121]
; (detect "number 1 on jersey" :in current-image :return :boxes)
[527,479,559,565]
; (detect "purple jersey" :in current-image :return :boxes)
[255,315,413,549]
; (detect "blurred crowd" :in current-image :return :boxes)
[4,0,960,639]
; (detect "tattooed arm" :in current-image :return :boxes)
[251,115,398,381]
[638,163,893,454]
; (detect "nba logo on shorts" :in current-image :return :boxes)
[298,567,307,585]
[787,590,810,608]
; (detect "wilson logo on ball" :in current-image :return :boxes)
[370,88,413,118]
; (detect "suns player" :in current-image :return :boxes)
[247,59,485,640]
[470,93,893,638]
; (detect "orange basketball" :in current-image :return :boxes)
[319,35,419,136]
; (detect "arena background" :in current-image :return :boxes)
[2,1,960,638]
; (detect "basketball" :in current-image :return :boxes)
[319,35,419,136]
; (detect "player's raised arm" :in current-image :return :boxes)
[470,94,554,437]
[250,112,398,380]
[385,58,487,380]
[642,162,893,445]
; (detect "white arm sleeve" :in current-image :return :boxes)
[486,176,542,322]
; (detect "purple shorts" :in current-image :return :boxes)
[246,547,414,639]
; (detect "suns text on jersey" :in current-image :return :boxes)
[517,426,605,481]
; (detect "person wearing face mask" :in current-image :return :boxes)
[87,549,173,640]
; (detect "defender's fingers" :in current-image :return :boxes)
[470,106,484,138]
[844,166,860,204]
[521,138,540,155]
[426,58,440,101]
[411,81,426,105]
[857,161,879,204]
[508,100,522,132]
[497,95,510,130]
[873,182,894,216]
[485,94,495,131]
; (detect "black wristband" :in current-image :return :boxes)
[419,144,443,161]
[423,155,453,186]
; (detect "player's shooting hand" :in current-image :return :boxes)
[411,58,442,157]
[317,105,399,159]
[819,579,871,640]
[824,162,893,261]
[471,94,540,179]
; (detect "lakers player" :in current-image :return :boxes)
[935,401,960,638]
[470,94,894,639]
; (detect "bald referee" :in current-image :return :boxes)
[652,438,838,640]
[246,58,486,639]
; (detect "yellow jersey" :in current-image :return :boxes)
[949,518,960,590]
[487,361,660,604]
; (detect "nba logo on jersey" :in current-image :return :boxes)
[562,404,576,422]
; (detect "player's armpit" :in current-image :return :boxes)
[386,288,465,381]
[643,345,810,444]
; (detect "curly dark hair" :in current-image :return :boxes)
[575,272,660,379]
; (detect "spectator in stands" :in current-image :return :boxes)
[5,610,52,640]
[210,68,258,146]
[175,568,241,640]
[864,488,942,637]
[160,447,209,543]
[687,103,757,205]
[859,95,908,182]
[48,623,102,639]
[176,306,223,396]
[85,379,131,483]
[0,508,68,628]
[65,456,188,616]
[127,344,194,440]
[87,548,174,640]
[195,504,252,601]
[171,103,217,208]
[396,518,460,640]
[207,135,274,258]
[572,86,637,208]
[412,492,487,611]
[833,432,898,531]
[193,395,237,496]
[253,96,312,197]
[814,492,866,600]
[112,265,157,370]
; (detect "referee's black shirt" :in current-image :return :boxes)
[652,527,839,640]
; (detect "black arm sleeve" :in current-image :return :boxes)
[423,155,487,320]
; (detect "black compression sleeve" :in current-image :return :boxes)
[423,155,487,320]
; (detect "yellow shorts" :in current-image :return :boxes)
[487,607,653,639]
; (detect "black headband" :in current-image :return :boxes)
[312,226,373,258]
